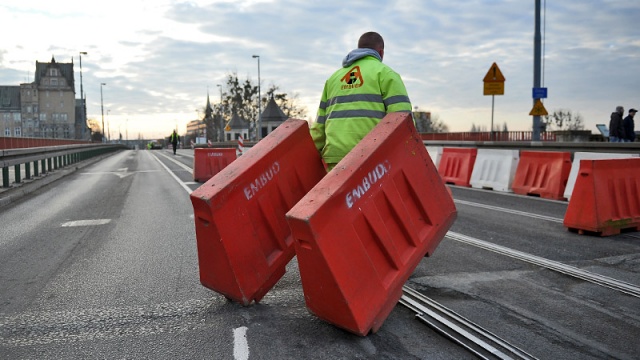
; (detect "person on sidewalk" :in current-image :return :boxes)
[608,106,625,142]
[623,108,636,142]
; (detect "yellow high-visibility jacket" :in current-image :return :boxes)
[311,52,412,167]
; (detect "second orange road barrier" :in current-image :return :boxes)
[286,113,457,336]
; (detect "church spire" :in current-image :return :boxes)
[205,92,213,119]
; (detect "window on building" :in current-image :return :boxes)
[52,113,59,122]
[50,68,58,76]
[60,101,64,108]
[34,105,38,113]
[61,113,68,121]
[3,113,10,121]
[27,106,32,113]
[51,78,58,86]
[14,127,21,137]
[40,113,47,121]
[13,113,20,122]
[64,127,69,138]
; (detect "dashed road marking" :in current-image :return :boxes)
[61,219,111,227]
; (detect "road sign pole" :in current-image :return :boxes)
[533,0,542,141]
[491,95,495,141]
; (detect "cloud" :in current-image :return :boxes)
[0,0,639,138]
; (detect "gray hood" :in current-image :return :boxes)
[342,48,382,67]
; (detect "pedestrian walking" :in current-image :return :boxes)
[623,108,636,142]
[170,130,180,155]
[609,106,625,142]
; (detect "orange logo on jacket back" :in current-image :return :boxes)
[340,66,363,90]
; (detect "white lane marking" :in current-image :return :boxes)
[149,152,193,194]
[61,219,111,227]
[81,169,160,178]
[157,152,194,173]
[233,326,249,360]
[454,199,564,223]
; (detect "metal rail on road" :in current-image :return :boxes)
[400,286,537,360]
[446,231,640,298]
[0,143,126,188]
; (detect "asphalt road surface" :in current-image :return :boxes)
[0,148,638,359]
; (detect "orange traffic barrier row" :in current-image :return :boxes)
[511,151,572,200]
[192,148,237,182]
[287,113,457,335]
[564,158,640,236]
[190,119,326,305]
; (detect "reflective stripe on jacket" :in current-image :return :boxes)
[310,55,412,165]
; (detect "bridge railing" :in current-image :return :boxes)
[0,136,94,150]
[1,143,126,188]
[420,131,557,142]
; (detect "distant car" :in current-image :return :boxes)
[148,141,163,150]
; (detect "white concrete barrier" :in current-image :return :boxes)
[469,149,520,192]
[564,152,639,200]
[426,146,443,167]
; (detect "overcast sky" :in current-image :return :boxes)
[1,0,639,139]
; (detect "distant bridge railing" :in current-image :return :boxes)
[1,143,125,188]
[420,131,557,142]
[0,136,93,150]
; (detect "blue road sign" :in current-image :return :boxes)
[532,87,547,99]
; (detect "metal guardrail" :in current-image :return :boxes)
[1,144,126,188]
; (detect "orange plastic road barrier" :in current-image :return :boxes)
[193,148,237,182]
[563,158,640,236]
[190,119,326,305]
[512,151,571,200]
[286,113,457,336]
[437,148,477,186]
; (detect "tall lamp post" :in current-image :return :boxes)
[79,51,88,139]
[100,83,106,142]
[217,84,223,141]
[252,55,261,140]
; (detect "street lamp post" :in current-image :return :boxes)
[79,51,88,139]
[107,109,111,142]
[100,83,106,143]
[217,84,223,141]
[252,55,261,140]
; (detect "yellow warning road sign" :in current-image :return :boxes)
[225,124,231,131]
[483,62,506,82]
[529,99,548,116]
[483,62,505,95]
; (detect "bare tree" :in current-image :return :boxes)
[543,109,585,131]
[414,111,449,133]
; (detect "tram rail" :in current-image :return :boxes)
[400,286,537,360]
